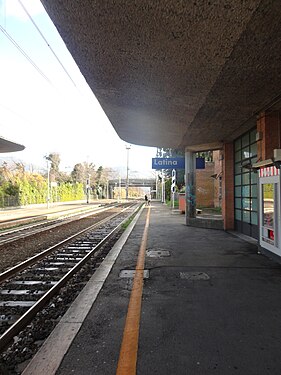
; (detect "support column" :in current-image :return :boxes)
[222,143,234,230]
[185,150,196,225]
[257,111,281,160]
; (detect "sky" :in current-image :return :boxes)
[0,0,157,177]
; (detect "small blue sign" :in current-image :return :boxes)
[152,157,185,170]
[196,157,205,169]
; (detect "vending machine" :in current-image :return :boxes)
[259,166,281,257]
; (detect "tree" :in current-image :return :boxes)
[46,153,61,181]
[71,163,85,183]
[0,161,13,183]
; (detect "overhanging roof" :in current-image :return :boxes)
[42,1,281,150]
[0,137,25,153]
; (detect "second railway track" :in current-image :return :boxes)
[0,201,118,246]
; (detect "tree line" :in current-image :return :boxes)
[0,153,117,208]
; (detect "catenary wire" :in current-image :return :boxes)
[17,0,77,88]
[0,24,52,85]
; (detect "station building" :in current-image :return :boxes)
[41,1,281,261]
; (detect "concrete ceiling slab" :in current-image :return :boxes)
[0,137,25,153]
[42,1,281,150]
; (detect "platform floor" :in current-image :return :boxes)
[22,201,281,375]
[0,201,103,223]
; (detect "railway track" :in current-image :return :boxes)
[0,202,117,245]
[0,201,141,363]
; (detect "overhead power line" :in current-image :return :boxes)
[18,0,77,88]
[0,24,52,84]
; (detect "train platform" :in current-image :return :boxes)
[0,201,106,229]
[22,201,281,375]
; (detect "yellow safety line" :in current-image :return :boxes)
[116,206,151,375]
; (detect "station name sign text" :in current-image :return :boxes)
[152,157,185,170]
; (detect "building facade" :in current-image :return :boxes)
[186,109,281,260]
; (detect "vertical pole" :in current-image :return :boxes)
[163,175,165,203]
[119,176,121,202]
[172,169,176,209]
[161,148,165,203]
[185,150,196,224]
[222,143,234,230]
[47,159,50,209]
[114,182,117,200]
[155,173,158,200]
[161,170,164,203]
[86,174,90,204]
[126,145,131,200]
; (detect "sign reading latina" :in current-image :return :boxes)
[152,157,185,170]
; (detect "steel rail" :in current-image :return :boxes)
[0,203,140,352]
[0,203,119,246]
[0,204,128,283]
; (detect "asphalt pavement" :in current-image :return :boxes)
[23,201,281,375]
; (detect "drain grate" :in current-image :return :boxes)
[180,272,210,280]
[146,249,170,258]
[119,270,149,279]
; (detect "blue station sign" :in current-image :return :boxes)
[152,157,185,170]
[196,157,205,169]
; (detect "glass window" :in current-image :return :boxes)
[251,212,258,225]
[251,156,258,164]
[235,151,241,162]
[250,129,257,144]
[251,172,258,184]
[235,138,241,151]
[235,198,241,209]
[235,163,241,174]
[242,173,250,185]
[251,184,257,197]
[241,146,250,160]
[242,134,249,148]
[235,209,242,220]
[235,186,241,197]
[242,185,250,197]
[250,142,257,156]
[241,164,251,173]
[235,174,241,185]
[234,127,258,236]
[242,198,251,210]
[243,210,251,223]
[252,198,258,211]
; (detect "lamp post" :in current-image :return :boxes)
[86,174,90,204]
[119,175,121,201]
[47,159,50,208]
[44,156,50,209]
[125,144,131,200]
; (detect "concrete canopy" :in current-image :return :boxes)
[0,137,25,153]
[42,1,281,150]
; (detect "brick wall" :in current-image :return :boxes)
[196,151,222,208]
[257,111,281,160]
[196,162,215,207]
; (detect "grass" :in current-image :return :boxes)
[166,200,179,208]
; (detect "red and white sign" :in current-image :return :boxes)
[259,166,280,178]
